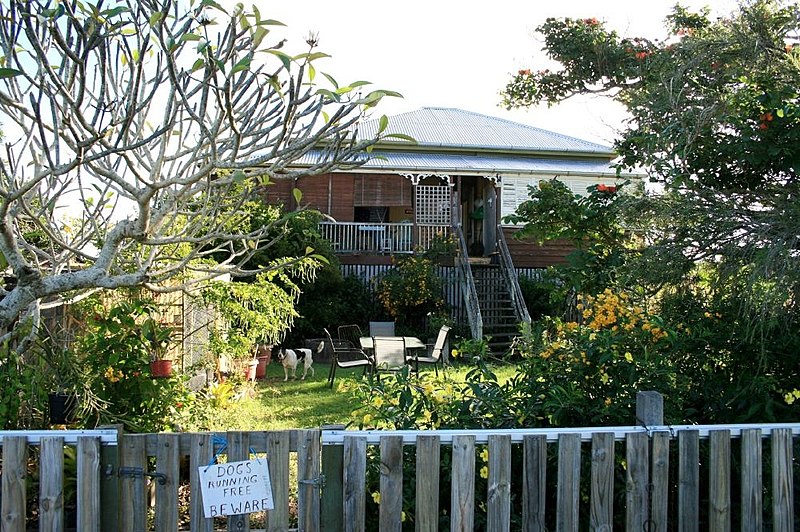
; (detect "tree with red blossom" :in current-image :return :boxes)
[502,1,800,314]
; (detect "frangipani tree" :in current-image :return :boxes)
[0,0,400,333]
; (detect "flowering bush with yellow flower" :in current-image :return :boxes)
[507,288,686,426]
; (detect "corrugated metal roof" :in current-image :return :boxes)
[357,107,614,155]
[297,150,617,176]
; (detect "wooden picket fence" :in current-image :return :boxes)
[0,420,798,531]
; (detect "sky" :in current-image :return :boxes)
[227,0,741,147]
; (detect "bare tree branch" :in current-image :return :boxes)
[0,0,400,328]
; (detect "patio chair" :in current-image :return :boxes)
[337,324,364,349]
[371,336,408,377]
[323,328,373,388]
[369,321,395,336]
[409,325,450,376]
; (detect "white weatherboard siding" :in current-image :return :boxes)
[501,175,619,222]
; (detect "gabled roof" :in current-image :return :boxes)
[358,107,615,157]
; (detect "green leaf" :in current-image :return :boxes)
[379,89,403,98]
[200,0,225,12]
[266,49,291,70]
[316,88,340,102]
[384,133,417,143]
[357,91,384,106]
[41,4,66,18]
[322,72,339,89]
[258,19,286,27]
[308,63,316,82]
[267,75,283,96]
[191,58,205,72]
[0,68,23,79]
[777,108,785,118]
[230,54,252,75]
[292,188,303,204]
[252,27,269,49]
[232,170,246,182]
[149,11,164,26]
[180,33,201,42]
[293,51,331,62]
[377,115,389,134]
[101,6,128,18]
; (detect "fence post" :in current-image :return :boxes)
[100,424,123,532]
[632,392,662,532]
[321,426,344,532]
[1,436,27,532]
[636,391,663,426]
[227,431,250,532]
[298,429,321,532]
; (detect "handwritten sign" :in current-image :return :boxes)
[198,459,274,518]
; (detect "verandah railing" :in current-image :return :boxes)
[318,222,451,255]
[318,222,414,255]
[1,412,798,530]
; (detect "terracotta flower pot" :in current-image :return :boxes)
[244,359,258,381]
[255,356,270,379]
[150,359,173,378]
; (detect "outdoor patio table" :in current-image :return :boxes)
[359,336,425,351]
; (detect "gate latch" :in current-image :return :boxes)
[118,466,168,485]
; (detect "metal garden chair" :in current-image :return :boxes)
[409,325,450,376]
[323,328,373,388]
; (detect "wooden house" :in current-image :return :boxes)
[265,107,622,345]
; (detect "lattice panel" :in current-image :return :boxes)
[415,185,451,225]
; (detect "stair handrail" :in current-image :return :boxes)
[496,225,531,325]
[453,223,483,339]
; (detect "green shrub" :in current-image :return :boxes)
[72,298,197,432]
[377,256,445,332]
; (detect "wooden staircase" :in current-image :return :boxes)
[471,262,520,354]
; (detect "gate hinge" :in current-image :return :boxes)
[298,474,325,489]
[118,466,167,485]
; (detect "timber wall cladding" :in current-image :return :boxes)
[502,227,573,268]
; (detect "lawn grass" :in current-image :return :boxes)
[211,359,519,430]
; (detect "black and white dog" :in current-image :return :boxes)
[277,342,323,381]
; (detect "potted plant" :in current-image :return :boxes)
[36,338,82,426]
[48,390,77,425]
[254,343,273,379]
[143,317,173,378]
